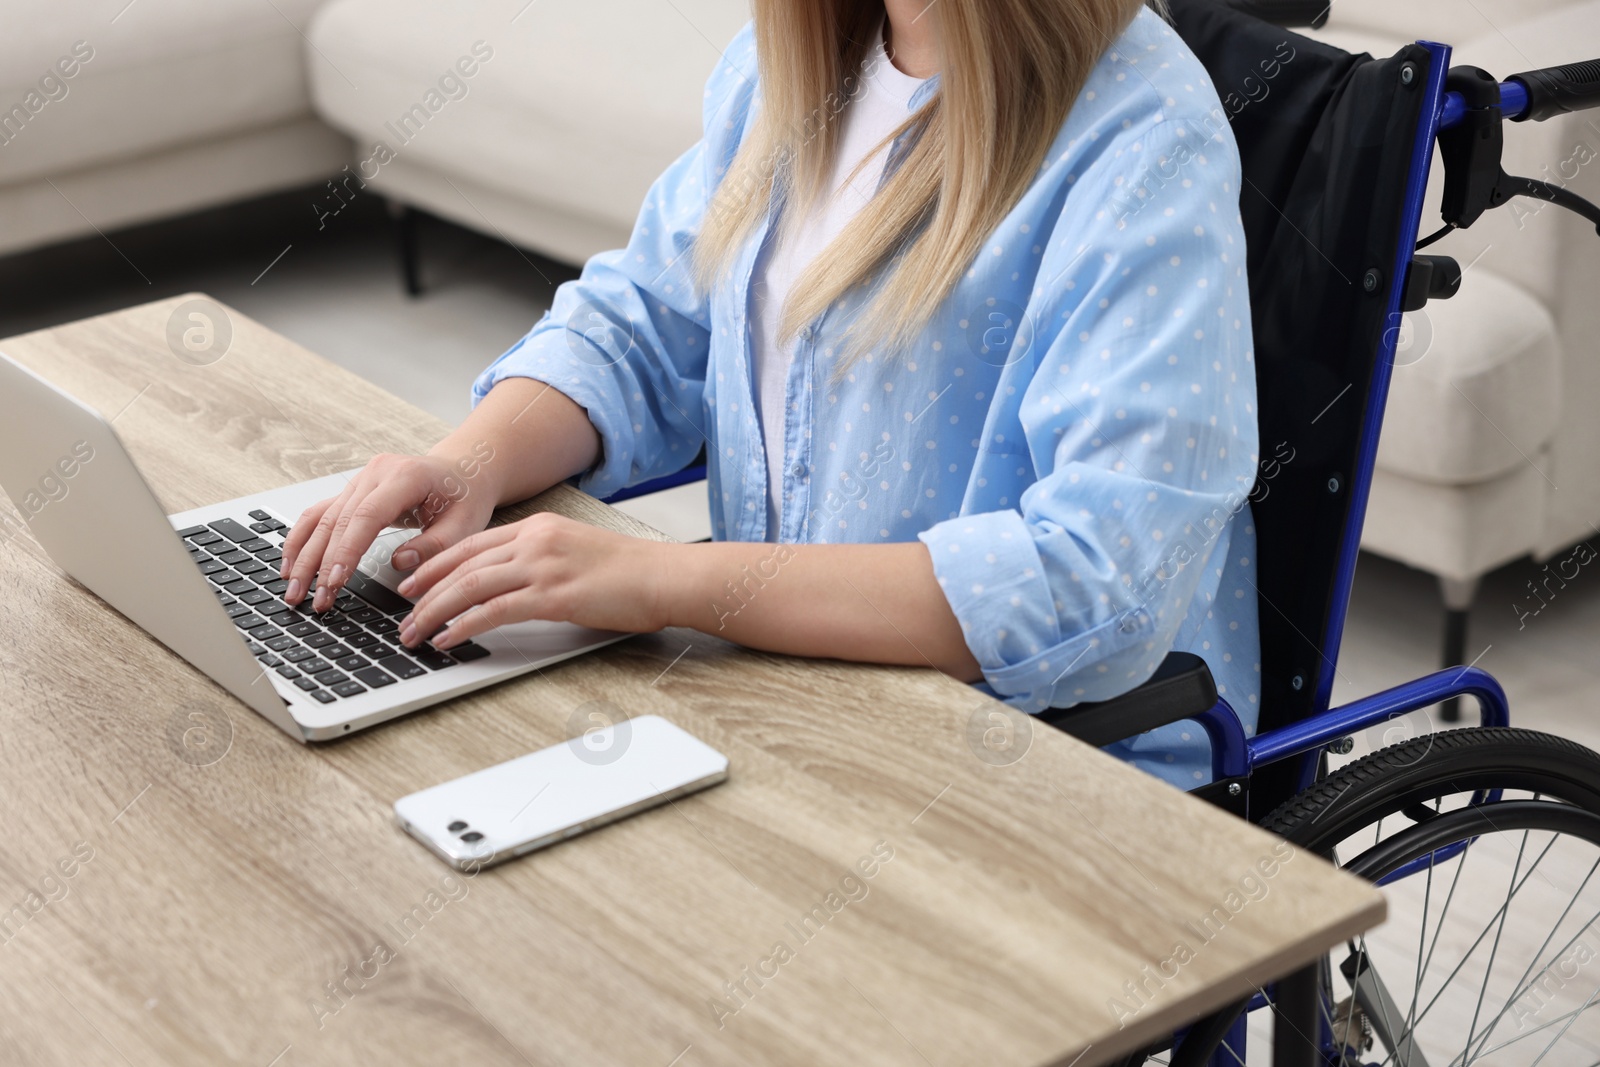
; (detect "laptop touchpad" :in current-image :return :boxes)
[362,528,422,589]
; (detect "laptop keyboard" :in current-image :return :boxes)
[176,510,490,706]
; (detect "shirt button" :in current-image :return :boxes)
[790,462,806,478]
[799,325,814,342]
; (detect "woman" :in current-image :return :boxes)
[280,0,1261,786]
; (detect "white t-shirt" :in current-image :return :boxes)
[749,27,929,533]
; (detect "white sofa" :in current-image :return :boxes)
[4,0,1597,672]
[0,0,349,257]
[304,0,750,267]
[1309,0,1600,664]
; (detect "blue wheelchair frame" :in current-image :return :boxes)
[1148,44,1584,1067]
[1183,42,1516,797]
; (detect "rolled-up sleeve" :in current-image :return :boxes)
[919,117,1259,712]
[471,29,756,500]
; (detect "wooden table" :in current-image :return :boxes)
[0,295,1384,1067]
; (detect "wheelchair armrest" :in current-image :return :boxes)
[1038,652,1219,748]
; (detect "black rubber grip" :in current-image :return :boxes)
[1510,59,1600,122]
[1217,0,1331,29]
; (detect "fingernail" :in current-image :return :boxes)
[434,629,457,650]
[285,578,302,604]
[393,549,418,570]
[399,623,416,646]
[329,563,346,588]
[397,576,416,595]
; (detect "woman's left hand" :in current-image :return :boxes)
[394,512,672,649]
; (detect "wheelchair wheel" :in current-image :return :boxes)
[1158,727,1600,1067]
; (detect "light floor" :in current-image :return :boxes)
[4,188,1597,1064]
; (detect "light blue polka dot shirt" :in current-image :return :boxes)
[473,7,1263,788]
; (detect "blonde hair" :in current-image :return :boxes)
[694,0,1154,365]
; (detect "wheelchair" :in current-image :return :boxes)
[1032,2,1600,1064]
[603,0,1600,1061]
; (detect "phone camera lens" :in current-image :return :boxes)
[448,820,467,832]
[460,831,484,842]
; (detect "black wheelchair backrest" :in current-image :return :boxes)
[1167,1,1433,779]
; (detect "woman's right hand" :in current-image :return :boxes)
[279,447,500,612]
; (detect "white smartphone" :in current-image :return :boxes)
[394,714,729,870]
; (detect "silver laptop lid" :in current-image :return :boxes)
[0,350,300,739]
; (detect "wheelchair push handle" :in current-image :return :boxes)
[1431,59,1600,246]
[1508,59,1600,122]
[1439,62,1600,129]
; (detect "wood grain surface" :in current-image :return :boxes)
[0,294,1384,1067]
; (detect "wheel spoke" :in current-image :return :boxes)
[1358,952,1438,1067]
[1271,738,1600,1067]
[1345,938,1370,1059]
[1382,834,1560,1058]
[1454,829,1533,1067]
[1474,995,1600,1060]
[1365,940,1409,1064]
[1528,983,1600,1067]
[1456,903,1600,1064]
[1419,836,1472,987]
[1462,854,1600,1064]
[1406,846,1439,1054]
[1379,837,1472,1067]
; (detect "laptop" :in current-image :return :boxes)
[0,350,629,741]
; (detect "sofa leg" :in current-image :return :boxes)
[388,200,422,297]
[1438,575,1479,723]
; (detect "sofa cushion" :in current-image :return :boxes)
[1376,270,1560,485]
[0,118,349,257]
[1362,456,1549,583]
[307,0,749,240]
[0,0,326,186]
